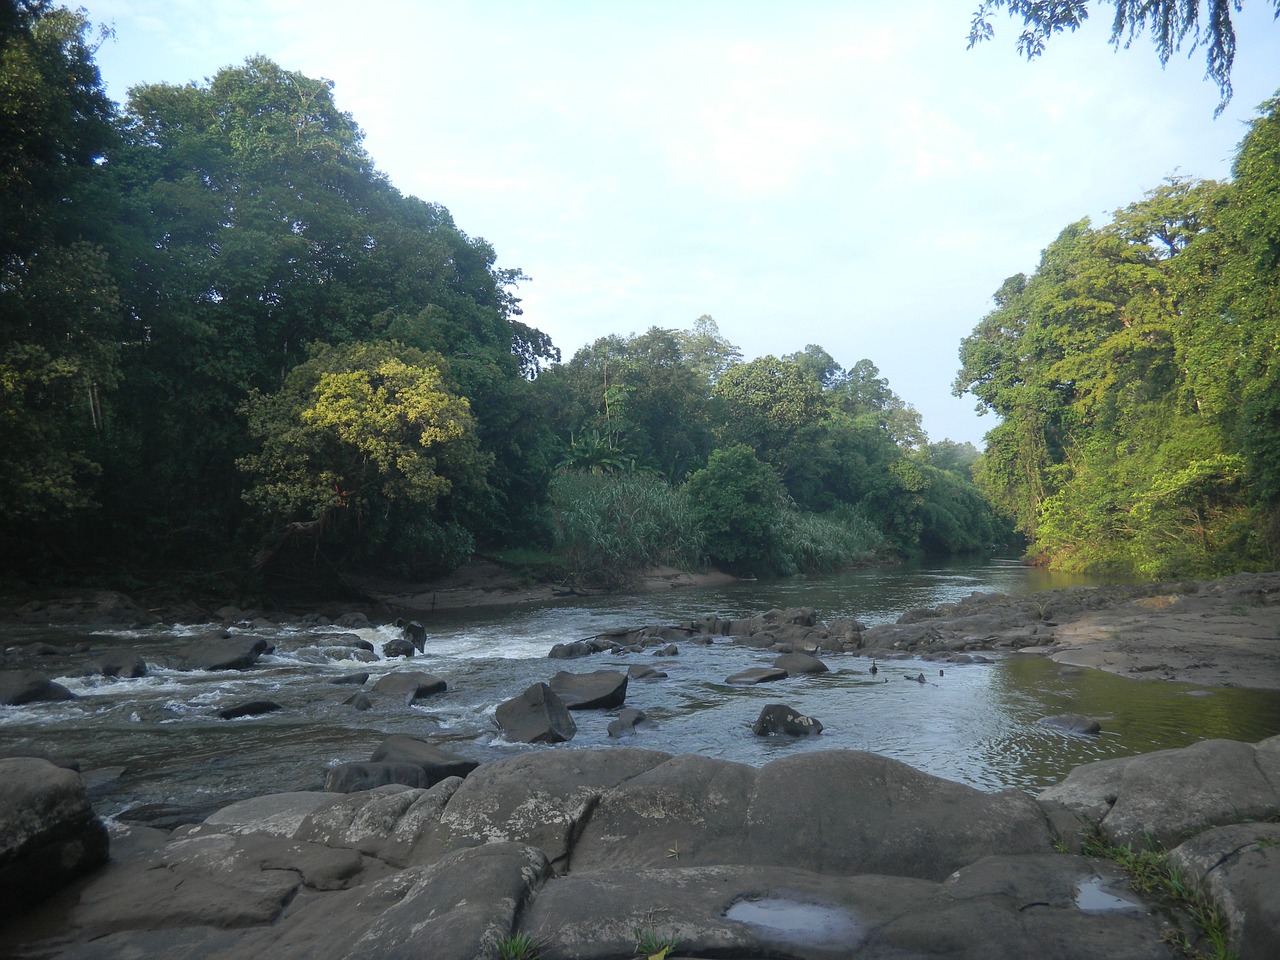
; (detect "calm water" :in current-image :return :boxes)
[4,559,1279,826]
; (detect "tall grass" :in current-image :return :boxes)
[548,471,704,589]
[769,503,887,575]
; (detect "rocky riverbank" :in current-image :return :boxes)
[3,734,1279,960]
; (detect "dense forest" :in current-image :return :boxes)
[0,2,1001,596]
[954,108,1280,578]
[5,3,1276,596]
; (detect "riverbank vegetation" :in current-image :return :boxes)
[0,3,1002,595]
[954,94,1280,579]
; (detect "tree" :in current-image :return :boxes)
[239,341,487,576]
[684,444,787,575]
[967,1,1280,113]
[0,2,120,562]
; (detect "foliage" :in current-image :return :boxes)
[684,444,788,575]
[239,341,487,575]
[548,470,703,589]
[490,932,542,960]
[955,98,1280,577]
[770,504,888,575]
[633,928,681,960]
[967,0,1280,114]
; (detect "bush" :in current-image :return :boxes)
[548,470,703,589]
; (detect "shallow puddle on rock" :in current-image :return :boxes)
[1074,877,1142,912]
[724,897,863,945]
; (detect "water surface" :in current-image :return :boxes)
[4,559,1278,825]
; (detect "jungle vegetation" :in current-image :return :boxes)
[11,1,1277,592]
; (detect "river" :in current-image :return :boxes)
[4,559,1280,827]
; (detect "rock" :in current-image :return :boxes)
[83,649,148,678]
[0,757,109,921]
[334,612,372,629]
[382,638,415,658]
[344,692,373,711]
[217,700,283,720]
[368,735,479,783]
[399,620,426,652]
[1039,713,1102,735]
[313,634,375,652]
[519,855,1168,960]
[1039,738,1280,847]
[548,669,628,709]
[773,652,829,674]
[627,664,667,680]
[752,703,823,736]
[1169,822,1280,960]
[725,667,787,685]
[652,643,679,656]
[571,750,1052,880]
[607,708,651,738]
[494,683,577,743]
[338,843,551,960]
[371,671,447,702]
[194,791,339,839]
[324,763,436,793]
[174,634,271,671]
[328,671,369,686]
[407,749,670,871]
[0,670,75,704]
[548,640,593,659]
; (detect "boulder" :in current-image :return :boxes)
[406,749,670,871]
[83,649,148,678]
[548,640,593,659]
[607,708,651,738]
[519,855,1168,960]
[652,643,679,656]
[399,620,426,652]
[1169,822,1280,960]
[174,634,271,671]
[324,763,436,793]
[338,843,551,960]
[371,671,447,702]
[382,638,415,659]
[725,667,787,685]
[628,664,667,680]
[1039,738,1280,847]
[773,652,829,675]
[752,703,823,736]
[0,670,75,705]
[217,700,283,720]
[368,735,479,783]
[0,757,109,921]
[344,692,373,711]
[334,612,372,629]
[495,683,577,744]
[328,672,369,686]
[1039,713,1102,735]
[571,750,1053,880]
[548,669,628,709]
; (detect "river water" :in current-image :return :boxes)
[4,559,1280,826]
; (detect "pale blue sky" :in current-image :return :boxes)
[82,1,1280,445]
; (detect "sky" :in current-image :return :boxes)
[80,1,1280,446]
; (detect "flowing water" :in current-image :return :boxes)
[4,559,1280,826]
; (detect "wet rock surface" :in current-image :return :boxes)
[10,736,1280,958]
